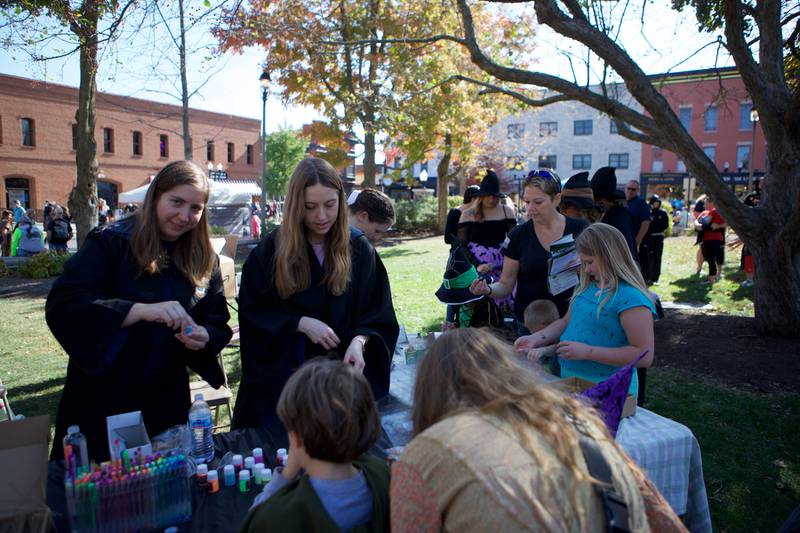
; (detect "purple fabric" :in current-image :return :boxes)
[581,351,648,437]
[468,242,513,313]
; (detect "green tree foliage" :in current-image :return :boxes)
[265,127,308,197]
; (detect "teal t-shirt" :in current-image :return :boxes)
[559,281,656,397]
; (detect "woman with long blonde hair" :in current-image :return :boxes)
[46,160,232,462]
[391,328,685,532]
[233,157,398,436]
[515,223,656,398]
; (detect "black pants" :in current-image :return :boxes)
[645,235,664,283]
[701,240,724,276]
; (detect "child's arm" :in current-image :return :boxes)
[556,306,654,368]
[514,305,572,355]
[250,467,295,510]
[525,344,558,362]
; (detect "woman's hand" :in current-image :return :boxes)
[476,263,492,274]
[124,301,193,330]
[298,317,340,350]
[343,337,367,372]
[556,341,592,361]
[469,278,491,296]
[174,325,209,351]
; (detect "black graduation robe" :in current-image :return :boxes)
[46,217,232,462]
[232,228,399,432]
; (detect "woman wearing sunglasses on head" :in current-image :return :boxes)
[470,169,588,333]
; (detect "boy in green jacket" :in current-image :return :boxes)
[240,358,390,533]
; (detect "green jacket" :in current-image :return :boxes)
[239,455,390,533]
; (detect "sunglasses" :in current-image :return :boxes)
[626,187,638,192]
[527,169,562,192]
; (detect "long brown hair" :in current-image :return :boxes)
[274,157,351,299]
[413,329,619,485]
[130,160,215,287]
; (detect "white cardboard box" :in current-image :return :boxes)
[106,410,152,461]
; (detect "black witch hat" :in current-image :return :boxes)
[435,243,485,305]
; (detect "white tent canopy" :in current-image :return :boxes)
[118,180,260,205]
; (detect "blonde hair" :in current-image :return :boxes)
[274,157,351,299]
[523,299,560,332]
[572,223,652,317]
[130,160,215,287]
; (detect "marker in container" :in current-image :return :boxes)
[253,448,264,466]
[207,470,219,493]
[244,456,255,476]
[223,464,235,487]
[232,454,243,475]
[196,464,208,488]
[238,470,251,493]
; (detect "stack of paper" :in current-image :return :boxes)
[548,234,581,295]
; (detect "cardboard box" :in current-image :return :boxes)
[546,376,636,418]
[106,411,152,461]
[211,237,237,298]
[0,415,51,526]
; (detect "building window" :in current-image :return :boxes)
[71,123,78,151]
[573,120,592,135]
[507,123,525,139]
[739,102,753,130]
[0,115,3,145]
[539,121,558,136]
[736,144,751,170]
[608,153,629,169]
[207,140,215,162]
[132,131,142,156]
[246,144,253,165]
[103,128,114,153]
[572,154,592,169]
[159,134,169,158]
[676,159,686,172]
[227,142,235,163]
[21,117,35,146]
[538,154,557,169]
[704,105,718,132]
[609,120,620,134]
[703,145,716,164]
[679,106,692,133]
[652,160,664,172]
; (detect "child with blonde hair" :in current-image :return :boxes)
[515,223,656,397]
[522,299,560,364]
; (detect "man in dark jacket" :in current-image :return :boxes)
[642,195,670,285]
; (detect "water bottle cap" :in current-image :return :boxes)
[223,464,234,473]
[239,470,250,480]
[196,464,208,475]
[67,425,80,435]
[194,393,204,402]
[207,470,218,481]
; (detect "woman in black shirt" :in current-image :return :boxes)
[470,169,588,328]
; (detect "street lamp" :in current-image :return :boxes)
[259,69,270,232]
[747,108,759,193]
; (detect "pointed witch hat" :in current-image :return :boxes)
[581,350,648,437]
[435,243,485,305]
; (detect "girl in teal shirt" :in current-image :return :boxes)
[515,223,655,397]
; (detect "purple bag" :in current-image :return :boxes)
[580,351,648,437]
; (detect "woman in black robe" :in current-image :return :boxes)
[46,161,232,462]
[232,157,398,434]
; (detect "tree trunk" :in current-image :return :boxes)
[436,133,453,234]
[749,236,800,337]
[68,6,100,249]
[363,129,376,188]
[179,0,192,160]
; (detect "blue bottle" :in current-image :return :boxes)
[63,425,89,480]
[188,393,214,462]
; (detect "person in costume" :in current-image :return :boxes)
[46,160,232,462]
[232,157,398,436]
[558,171,598,222]
[590,167,638,261]
[391,329,684,532]
[242,358,389,533]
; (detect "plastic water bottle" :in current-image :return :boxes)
[63,425,89,479]
[188,393,214,462]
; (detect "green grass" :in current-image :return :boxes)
[2,235,793,531]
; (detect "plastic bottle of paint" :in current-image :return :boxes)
[232,454,243,475]
[276,448,288,466]
[238,470,251,493]
[196,463,208,487]
[253,464,264,486]
[244,456,255,476]
[207,470,219,493]
[263,467,272,483]
[253,448,264,466]
[63,425,89,479]
[188,394,214,463]
[223,464,236,487]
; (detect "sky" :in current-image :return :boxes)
[0,2,732,150]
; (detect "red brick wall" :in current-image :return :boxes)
[0,75,262,210]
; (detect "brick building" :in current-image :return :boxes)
[640,67,766,200]
[0,74,261,212]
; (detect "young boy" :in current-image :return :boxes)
[242,359,390,532]
[523,299,560,365]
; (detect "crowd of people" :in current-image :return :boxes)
[36,156,771,531]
